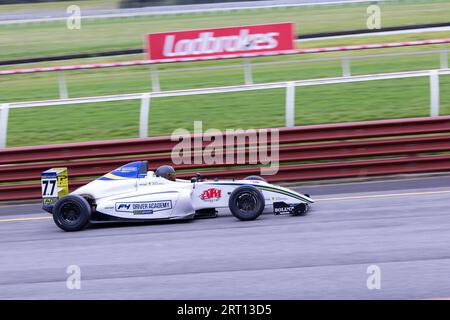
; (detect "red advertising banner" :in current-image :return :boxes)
[145,23,295,60]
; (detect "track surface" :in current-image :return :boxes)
[1,175,450,299]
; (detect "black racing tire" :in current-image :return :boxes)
[229,186,265,221]
[243,175,267,182]
[53,195,91,232]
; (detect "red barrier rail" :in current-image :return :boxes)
[2,116,450,201]
[2,134,450,183]
[3,116,450,164]
[1,38,449,76]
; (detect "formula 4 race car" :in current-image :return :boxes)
[41,161,314,231]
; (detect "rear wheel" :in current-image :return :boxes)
[53,195,91,231]
[229,186,265,221]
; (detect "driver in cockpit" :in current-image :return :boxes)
[154,165,176,181]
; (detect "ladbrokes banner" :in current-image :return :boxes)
[145,23,295,60]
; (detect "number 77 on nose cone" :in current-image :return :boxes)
[41,168,69,212]
[145,22,295,61]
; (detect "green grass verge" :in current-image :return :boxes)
[3,32,450,147]
[1,32,449,103]
[0,0,119,14]
[0,0,449,61]
[2,1,450,147]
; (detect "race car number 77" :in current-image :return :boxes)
[41,179,57,197]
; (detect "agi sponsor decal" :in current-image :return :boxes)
[115,200,172,214]
[146,23,294,60]
[200,188,222,202]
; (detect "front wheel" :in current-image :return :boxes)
[53,195,91,231]
[229,186,265,221]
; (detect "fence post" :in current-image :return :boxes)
[151,65,161,92]
[0,104,10,149]
[139,93,151,138]
[440,51,448,69]
[58,73,68,99]
[243,58,253,85]
[430,70,440,117]
[285,82,295,127]
[341,56,351,77]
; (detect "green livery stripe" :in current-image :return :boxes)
[256,186,313,203]
[204,181,312,203]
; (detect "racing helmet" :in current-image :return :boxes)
[155,165,176,181]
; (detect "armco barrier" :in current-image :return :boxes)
[2,116,450,201]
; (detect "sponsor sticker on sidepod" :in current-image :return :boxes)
[273,202,294,215]
[115,200,172,214]
[200,188,222,202]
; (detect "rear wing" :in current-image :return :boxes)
[41,168,69,213]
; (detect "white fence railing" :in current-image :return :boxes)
[3,47,449,100]
[124,48,450,94]
[1,68,449,148]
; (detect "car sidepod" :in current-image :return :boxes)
[191,180,313,216]
[94,187,195,220]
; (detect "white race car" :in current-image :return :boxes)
[41,161,314,231]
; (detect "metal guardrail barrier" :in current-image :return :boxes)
[2,115,450,201]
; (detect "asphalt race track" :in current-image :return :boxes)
[1,175,450,299]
